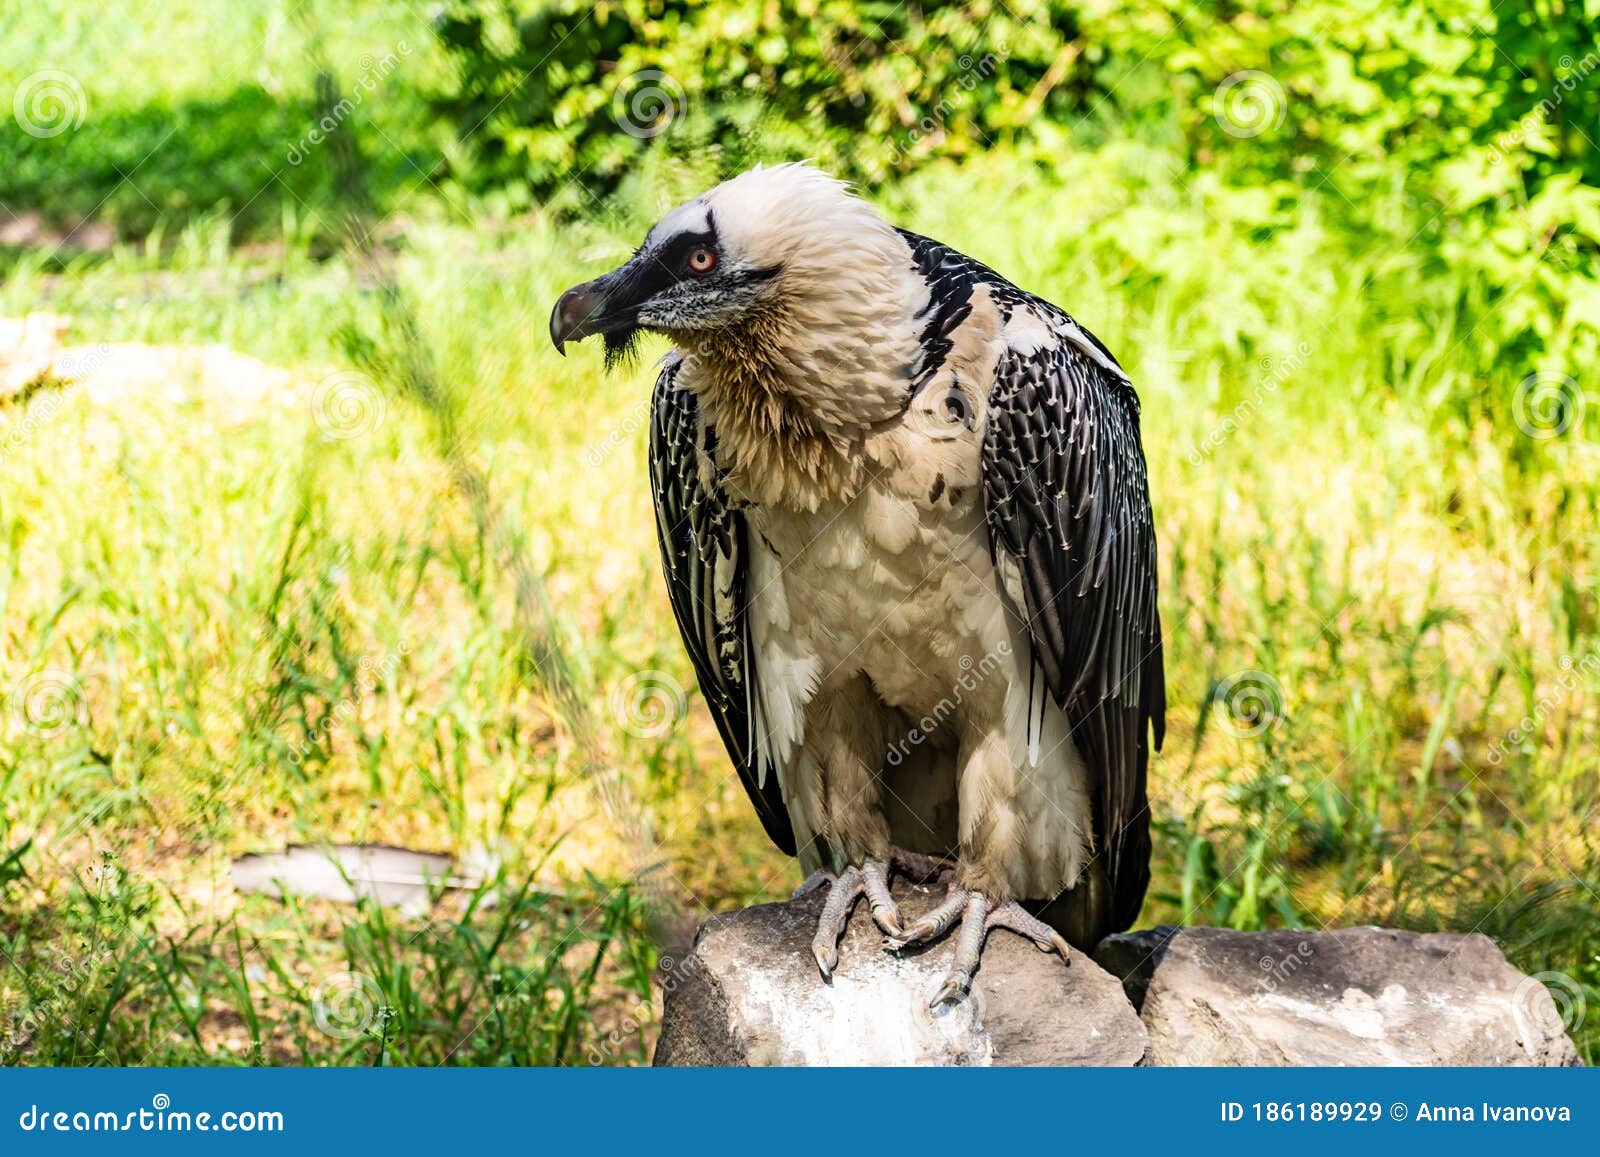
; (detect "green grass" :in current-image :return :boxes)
[1,0,446,248]
[3,2,1597,1066]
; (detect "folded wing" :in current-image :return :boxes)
[649,356,796,855]
[980,323,1165,930]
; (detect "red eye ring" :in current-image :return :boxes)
[687,248,717,274]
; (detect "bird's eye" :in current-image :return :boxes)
[686,248,717,274]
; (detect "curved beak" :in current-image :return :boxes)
[550,254,656,358]
[548,279,610,356]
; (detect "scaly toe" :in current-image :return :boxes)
[926,893,989,1008]
[986,900,1073,961]
[809,866,865,978]
[792,868,835,900]
[885,884,970,950]
[860,860,904,937]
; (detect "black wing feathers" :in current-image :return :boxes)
[903,228,1163,934]
[984,339,1165,932]
[648,359,795,855]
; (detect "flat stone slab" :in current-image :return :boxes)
[1095,925,1581,1066]
[655,879,1147,1066]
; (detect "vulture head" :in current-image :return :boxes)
[549,164,927,394]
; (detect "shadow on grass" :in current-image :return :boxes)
[0,83,437,258]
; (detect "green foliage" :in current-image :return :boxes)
[1119,0,1600,381]
[428,0,1600,383]
[428,0,1600,206]
[0,0,442,246]
[427,0,1104,201]
[1,859,653,1066]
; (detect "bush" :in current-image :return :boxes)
[427,0,1600,399]
[430,1,1599,205]
[427,0,1107,203]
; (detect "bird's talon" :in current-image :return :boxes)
[802,856,1074,986]
[882,926,922,952]
[984,899,1075,960]
[805,858,909,978]
[891,917,935,948]
[931,973,971,1007]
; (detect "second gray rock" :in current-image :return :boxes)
[1095,925,1581,1066]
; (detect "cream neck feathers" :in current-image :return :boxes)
[672,165,929,510]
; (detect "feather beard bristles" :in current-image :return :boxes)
[603,327,643,372]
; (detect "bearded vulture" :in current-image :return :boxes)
[551,164,1164,1003]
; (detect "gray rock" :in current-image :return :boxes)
[1095,925,1581,1066]
[654,879,1147,1066]
[230,844,481,915]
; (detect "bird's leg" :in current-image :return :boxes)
[796,846,954,978]
[883,730,1073,1002]
[793,847,946,902]
[889,883,1072,1006]
[794,679,933,978]
[800,859,901,978]
[791,868,834,899]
